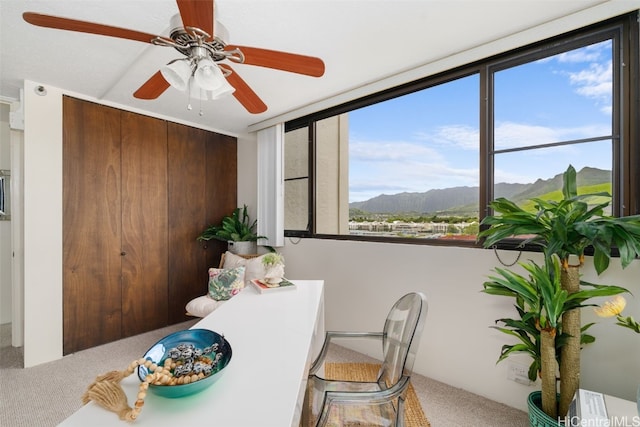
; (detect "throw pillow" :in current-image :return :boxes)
[222,251,270,285]
[208,266,245,301]
[185,296,226,318]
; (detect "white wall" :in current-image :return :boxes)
[23,81,63,366]
[279,239,640,411]
[0,104,11,324]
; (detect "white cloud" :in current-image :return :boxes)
[539,41,612,114]
[349,165,479,202]
[350,140,443,162]
[349,137,479,201]
[553,42,612,112]
[415,124,478,150]
[569,62,611,100]
[555,43,606,63]
[348,119,612,202]
[494,121,610,150]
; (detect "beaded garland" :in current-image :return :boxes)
[82,342,221,422]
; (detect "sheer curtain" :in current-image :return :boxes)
[257,123,284,247]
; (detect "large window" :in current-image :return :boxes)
[285,12,639,246]
[490,36,616,217]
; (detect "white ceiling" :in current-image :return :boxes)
[1,0,639,136]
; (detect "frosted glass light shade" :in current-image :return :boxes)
[161,60,192,91]
[194,58,224,91]
[189,81,209,100]
[210,77,235,99]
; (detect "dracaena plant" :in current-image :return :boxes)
[479,165,640,419]
[483,255,627,418]
[198,205,267,243]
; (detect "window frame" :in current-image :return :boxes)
[284,12,640,250]
[283,122,314,237]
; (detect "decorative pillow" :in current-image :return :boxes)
[185,296,226,318]
[222,252,270,285]
[208,266,245,301]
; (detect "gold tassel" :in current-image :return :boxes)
[81,360,153,422]
[82,380,136,421]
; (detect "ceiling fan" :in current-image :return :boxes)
[22,0,325,114]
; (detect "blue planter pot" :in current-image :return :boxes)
[528,391,560,427]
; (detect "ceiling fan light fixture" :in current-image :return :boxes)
[161,59,192,91]
[194,57,224,91]
[209,76,235,100]
[23,2,325,114]
[188,81,210,100]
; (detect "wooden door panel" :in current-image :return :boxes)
[204,134,237,270]
[63,97,122,354]
[121,112,168,336]
[167,123,210,323]
[205,133,238,230]
[63,97,237,350]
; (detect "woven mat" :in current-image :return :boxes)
[324,363,430,427]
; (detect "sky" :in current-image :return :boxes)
[348,39,613,203]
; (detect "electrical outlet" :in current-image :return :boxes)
[507,362,533,385]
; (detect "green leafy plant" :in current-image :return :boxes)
[197,205,267,243]
[479,165,640,419]
[484,256,627,417]
[261,252,284,267]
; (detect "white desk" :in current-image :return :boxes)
[59,280,325,427]
[604,394,639,424]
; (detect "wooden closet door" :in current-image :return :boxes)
[205,133,238,228]
[166,124,238,323]
[167,123,208,323]
[121,112,168,336]
[63,97,122,354]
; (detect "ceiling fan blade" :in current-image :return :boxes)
[177,0,214,38]
[134,71,171,100]
[219,64,267,114]
[23,12,163,44]
[226,46,325,77]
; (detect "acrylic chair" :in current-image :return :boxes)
[306,292,428,427]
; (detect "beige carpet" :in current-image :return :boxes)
[324,362,430,427]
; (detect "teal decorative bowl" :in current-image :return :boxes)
[138,328,232,398]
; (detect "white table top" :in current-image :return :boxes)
[59,280,325,427]
[604,393,638,421]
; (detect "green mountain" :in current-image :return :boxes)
[349,167,611,215]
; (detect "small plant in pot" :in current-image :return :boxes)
[479,165,640,422]
[197,205,268,255]
[261,252,285,285]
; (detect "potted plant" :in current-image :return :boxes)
[261,252,285,285]
[479,165,640,422]
[483,256,627,424]
[197,205,267,255]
